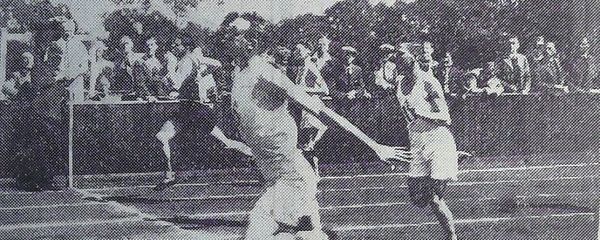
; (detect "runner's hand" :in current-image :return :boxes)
[373,144,412,164]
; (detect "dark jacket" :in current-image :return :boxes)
[569,54,598,90]
[323,59,366,100]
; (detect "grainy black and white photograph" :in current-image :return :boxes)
[0,0,598,239]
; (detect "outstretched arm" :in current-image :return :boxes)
[262,61,411,163]
[283,79,411,163]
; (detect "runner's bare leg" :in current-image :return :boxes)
[431,195,458,240]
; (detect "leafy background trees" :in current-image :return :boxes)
[1,0,598,73]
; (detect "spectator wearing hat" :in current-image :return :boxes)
[498,36,532,93]
[374,44,399,94]
[569,37,598,91]
[434,53,462,95]
[327,46,370,100]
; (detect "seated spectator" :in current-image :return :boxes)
[479,62,505,96]
[374,44,399,93]
[498,36,532,93]
[133,37,169,101]
[434,53,462,95]
[88,42,114,101]
[569,37,598,92]
[460,69,485,98]
[536,42,567,93]
[2,52,34,101]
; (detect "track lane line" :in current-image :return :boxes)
[180,191,598,219]
[81,162,598,192]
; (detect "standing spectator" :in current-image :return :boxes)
[295,44,329,175]
[324,46,370,104]
[434,53,462,95]
[529,36,546,84]
[537,42,567,93]
[374,44,399,94]
[14,35,75,191]
[46,18,90,102]
[569,37,598,91]
[2,52,35,101]
[132,37,168,101]
[498,36,532,93]
[113,36,143,94]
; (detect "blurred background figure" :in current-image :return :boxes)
[434,53,462,95]
[374,44,398,94]
[529,36,546,83]
[88,42,114,101]
[192,47,221,103]
[47,17,89,102]
[312,35,332,71]
[294,44,329,176]
[498,36,531,93]
[327,46,370,104]
[569,37,598,92]
[113,36,143,97]
[418,41,439,72]
[460,68,485,98]
[536,42,567,93]
[133,37,168,101]
[2,52,35,101]
[480,62,504,96]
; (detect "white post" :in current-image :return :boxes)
[68,102,75,189]
[0,28,7,89]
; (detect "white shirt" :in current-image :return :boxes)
[51,37,89,80]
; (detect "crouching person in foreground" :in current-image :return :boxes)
[226,17,412,240]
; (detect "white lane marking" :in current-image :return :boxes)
[0,202,104,211]
[86,175,599,201]
[184,191,597,219]
[332,212,596,232]
[0,217,145,231]
[82,162,598,192]
[206,211,599,240]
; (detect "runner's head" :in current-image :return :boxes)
[223,15,271,69]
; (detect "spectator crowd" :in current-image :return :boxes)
[2,22,598,106]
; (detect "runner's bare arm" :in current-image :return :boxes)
[279,78,412,163]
